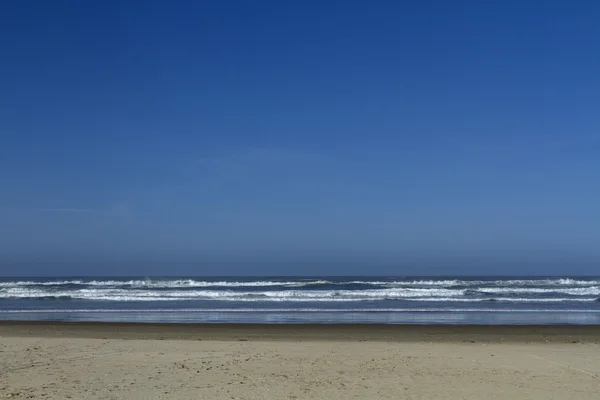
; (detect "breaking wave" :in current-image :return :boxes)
[1,277,599,305]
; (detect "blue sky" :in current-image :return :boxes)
[1,1,599,276]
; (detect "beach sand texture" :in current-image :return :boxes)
[1,323,599,399]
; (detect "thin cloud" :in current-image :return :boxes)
[36,202,133,217]
[36,208,95,213]
[193,147,336,179]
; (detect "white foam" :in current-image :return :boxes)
[416,297,597,303]
[1,308,599,313]
[2,286,598,303]
[2,277,599,289]
[0,279,325,288]
[0,287,464,301]
[475,287,600,296]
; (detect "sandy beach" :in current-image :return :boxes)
[1,323,599,399]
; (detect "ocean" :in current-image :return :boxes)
[1,276,600,325]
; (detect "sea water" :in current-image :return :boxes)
[1,276,600,324]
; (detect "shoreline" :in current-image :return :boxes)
[2,321,600,342]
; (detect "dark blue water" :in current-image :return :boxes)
[1,276,600,324]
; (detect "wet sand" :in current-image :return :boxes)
[1,322,599,399]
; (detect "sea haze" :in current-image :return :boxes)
[1,276,600,325]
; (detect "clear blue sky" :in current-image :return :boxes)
[1,1,599,276]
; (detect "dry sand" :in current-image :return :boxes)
[1,323,599,399]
